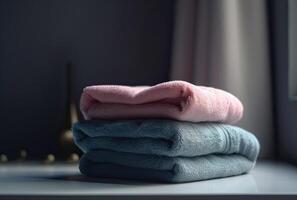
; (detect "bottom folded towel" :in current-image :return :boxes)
[73,120,260,183]
[80,150,255,183]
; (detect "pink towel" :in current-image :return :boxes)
[80,81,243,124]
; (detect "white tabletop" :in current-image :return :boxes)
[0,161,296,198]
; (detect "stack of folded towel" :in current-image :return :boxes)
[73,81,260,183]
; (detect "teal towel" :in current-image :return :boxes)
[73,120,260,183]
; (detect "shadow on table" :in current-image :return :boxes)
[38,174,159,185]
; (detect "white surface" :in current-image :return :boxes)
[0,161,296,195]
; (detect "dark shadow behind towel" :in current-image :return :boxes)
[0,0,174,159]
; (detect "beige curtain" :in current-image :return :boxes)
[171,0,273,157]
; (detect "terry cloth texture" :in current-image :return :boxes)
[80,81,243,124]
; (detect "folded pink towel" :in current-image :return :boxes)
[80,81,243,124]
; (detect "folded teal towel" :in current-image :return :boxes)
[73,120,260,183]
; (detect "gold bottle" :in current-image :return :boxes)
[59,63,79,162]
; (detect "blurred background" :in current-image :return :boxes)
[0,0,296,164]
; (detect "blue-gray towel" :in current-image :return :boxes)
[73,120,260,183]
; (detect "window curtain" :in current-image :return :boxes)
[170,0,273,157]
[270,0,297,163]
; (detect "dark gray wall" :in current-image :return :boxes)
[269,0,297,163]
[0,0,174,159]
